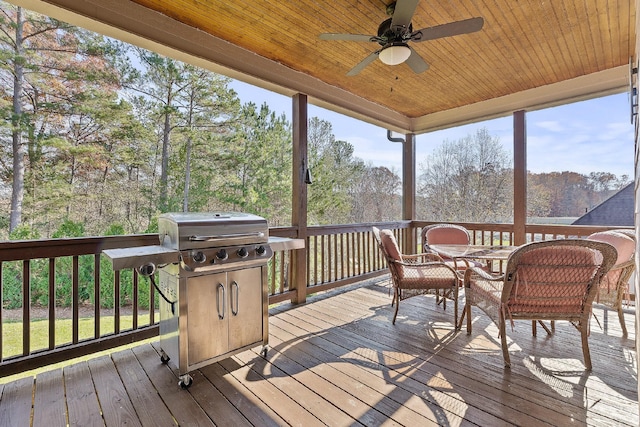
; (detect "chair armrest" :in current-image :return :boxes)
[391,258,452,269]
[422,248,443,258]
[601,259,635,289]
[463,266,502,285]
[389,258,459,281]
[463,266,504,308]
[611,259,635,272]
[401,252,444,263]
[598,259,636,306]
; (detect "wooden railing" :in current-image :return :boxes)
[0,222,630,376]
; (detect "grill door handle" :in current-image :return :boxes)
[217,283,225,320]
[231,281,239,315]
[189,232,265,242]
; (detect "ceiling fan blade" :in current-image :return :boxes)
[412,17,484,42]
[346,51,379,76]
[391,0,420,29]
[405,47,429,74]
[319,33,375,42]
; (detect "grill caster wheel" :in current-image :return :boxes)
[179,374,193,389]
[260,345,268,358]
[160,351,170,365]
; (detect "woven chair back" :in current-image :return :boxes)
[586,231,635,292]
[501,239,617,318]
[422,224,471,248]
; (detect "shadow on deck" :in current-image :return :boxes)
[0,277,637,426]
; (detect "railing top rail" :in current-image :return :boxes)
[0,222,630,262]
[412,221,631,234]
[0,234,158,261]
[306,221,412,236]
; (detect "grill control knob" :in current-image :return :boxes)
[192,251,206,263]
[237,247,248,258]
[216,249,228,260]
[256,245,267,256]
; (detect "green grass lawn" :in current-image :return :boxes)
[2,313,155,359]
[0,312,161,384]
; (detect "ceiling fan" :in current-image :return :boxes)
[319,0,484,76]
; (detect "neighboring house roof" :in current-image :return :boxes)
[572,183,635,226]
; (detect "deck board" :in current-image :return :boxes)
[88,355,141,427]
[131,344,215,426]
[32,369,66,427]
[199,361,288,427]
[181,368,254,427]
[0,278,637,426]
[64,362,105,426]
[0,377,33,427]
[111,346,176,426]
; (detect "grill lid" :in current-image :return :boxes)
[158,212,269,250]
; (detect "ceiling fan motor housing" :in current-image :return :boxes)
[377,18,413,46]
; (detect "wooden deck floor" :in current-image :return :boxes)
[0,278,637,426]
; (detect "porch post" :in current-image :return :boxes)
[291,93,308,304]
[402,133,417,253]
[634,3,640,405]
[513,110,527,246]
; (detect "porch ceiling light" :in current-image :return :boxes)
[378,43,411,66]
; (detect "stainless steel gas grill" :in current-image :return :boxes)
[105,212,274,388]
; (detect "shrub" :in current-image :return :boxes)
[9,224,41,240]
[52,218,85,238]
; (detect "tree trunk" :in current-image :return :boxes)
[10,7,25,233]
[159,109,170,211]
[183,96,194,212]
[183,134,192,212]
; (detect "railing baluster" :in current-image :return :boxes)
[94,255,100,338]
[320,235,325,284]
[345,233,350,278]
[114,268,120,334]
[340,233,345,280]
[48,258,55,350]
[280,251,286,293]
[333,234,337,281]
[333,234,338,282]
[149,271,155,325]
[360,232,371,273]
[269,252,276,295]
[0,262,3,360]
[22,260,30,356]
[72,256,79,344]
[133,270,139,331]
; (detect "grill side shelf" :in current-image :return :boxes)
[267,237,305,251]
[103,246,178,271]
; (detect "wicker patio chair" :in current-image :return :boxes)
[586,230,636,336]
[464,239,617,370]
[422,223,485,270]
[373,227,460,326]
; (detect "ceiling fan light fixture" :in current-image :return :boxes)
[378,43,411,66]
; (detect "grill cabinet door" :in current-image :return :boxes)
[227,267,263,350]
[186,272,229,365]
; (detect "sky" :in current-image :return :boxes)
[229,80,635,179]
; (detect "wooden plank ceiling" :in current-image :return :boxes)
[14,0,637,133]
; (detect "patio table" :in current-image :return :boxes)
[428,243,520,279]
[429,244,518,263]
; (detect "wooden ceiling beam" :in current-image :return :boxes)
[411,65,629,133]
